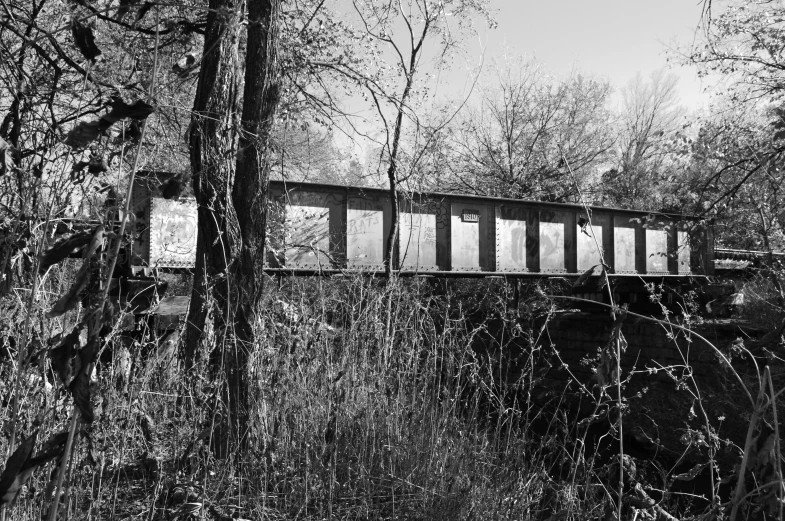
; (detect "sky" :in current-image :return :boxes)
[442,0,712,107]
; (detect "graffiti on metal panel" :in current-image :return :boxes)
[400,211,437,268]
[540,223,565,270]
[539,212,565,271]
[406,198,448,229]
[347,198,382,235]
[497,206,527,269]
[149,198,197,267]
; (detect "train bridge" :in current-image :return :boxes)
[101,175,782,380]
[115,174,785,319]
[130,177,715,279]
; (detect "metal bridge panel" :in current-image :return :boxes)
[539,211,570,273]
[450,201,490,271]
[577,216,604,274]
[495,205,528,272]
[347,196,387,269]
[614,217,638,274]
[284,191,344,269]
[678,230,691,274]
[645,228,669,274]
[116,178,715,277]
[399,199,440,271]
[149,198,198,268]
[130,180,151,266]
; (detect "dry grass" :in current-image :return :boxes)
[0,273,783,520]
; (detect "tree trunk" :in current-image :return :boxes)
[186,0,281,453]
[383,79,414,276]
[185,0,243,373]
[229,0,281,447]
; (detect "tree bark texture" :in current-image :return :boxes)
[185,0,243,368]
[228,0,282,443]
[186,0,281,452]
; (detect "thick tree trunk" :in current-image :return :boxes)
[185,1,243,372]
[232,0,280,342]
[186,0,281,452]
[228,0,281,445]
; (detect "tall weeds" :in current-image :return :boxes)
[1,270,784,520]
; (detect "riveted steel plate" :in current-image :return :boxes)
[284,191,344,269]
[450,202,488,271]
[540,211,569,273]
[149,198,197,268]
[645,228,669,274]
[678,230,691,274]
[577,216,603,274]
[260,180,708,276]
[347,196,387,268]
[495,205,528,272]
[399,206,438,271]
[614,217,638,274]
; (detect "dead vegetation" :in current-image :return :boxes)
[0,270,783,520]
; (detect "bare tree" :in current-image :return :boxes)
[447,56,613,201]
[602,69,683,208]
[270,125,350,183]
[335,0,494,273]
